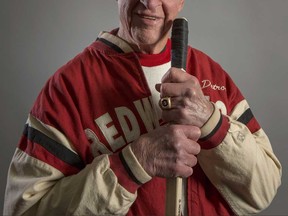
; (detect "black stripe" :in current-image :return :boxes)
[237,108,254,125]
[23,124,85,170]
[200,115,223,141]
[119,151,142,185]
[96,37,125,53]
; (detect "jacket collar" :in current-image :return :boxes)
[96,30,134,54]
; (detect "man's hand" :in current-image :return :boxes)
[130,68,215,179]
[130,125,201,178]
[156,68,214,127]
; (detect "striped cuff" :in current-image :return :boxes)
[200,103,221,139]
[120,145,152,185]
[199,104,230,149]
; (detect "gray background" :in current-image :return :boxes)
[1,0,287,215]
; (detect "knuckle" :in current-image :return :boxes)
[177,148,185,158]
[173,141,183,152]
[192,142,201,154]
[183,167,193,178]
[196,144,201,154]
[191,156,198,167]
[189,142,201,155]
[189,76,200,86]
[182,97,191,107]
[185,87,197,98]
[170,69,178,78]
[168,124,180,134]
[178,108,188,119]
[195,128,202,140]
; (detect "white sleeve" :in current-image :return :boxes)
[198,100,282,215]
[4,149,137,216]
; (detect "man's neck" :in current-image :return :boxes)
[116,28,168,54]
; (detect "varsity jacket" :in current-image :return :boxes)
[4,31,281,216]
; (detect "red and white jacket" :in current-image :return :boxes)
[4,30,281,216]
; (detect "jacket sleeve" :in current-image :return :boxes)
[3,113,149,215]
[3,64,151,215]
[197,100,282,215]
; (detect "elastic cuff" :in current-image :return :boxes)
[199,104,230,149]
[200,103,221,139]
[109,153,140,193]
[121,145,152,184]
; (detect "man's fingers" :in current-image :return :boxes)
[173,124,201,142]
[155,83,161,92]
[155,82,183,96]
[159,82,185,97]
[161,67,191,83]
[170,153,198,178]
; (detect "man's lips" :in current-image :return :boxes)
[136,13,162,21]
[139,15,157,20]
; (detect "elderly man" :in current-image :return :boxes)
[4,0,281,215]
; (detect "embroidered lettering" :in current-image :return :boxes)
[86,96,163,154]
[134,96,159,132]
[115,107,140,143]
[202,80,226,91]
[95,112,125,151]
[85,128,112,157]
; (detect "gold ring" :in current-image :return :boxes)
[159,97,172,110]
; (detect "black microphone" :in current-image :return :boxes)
[171,17,189,70]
